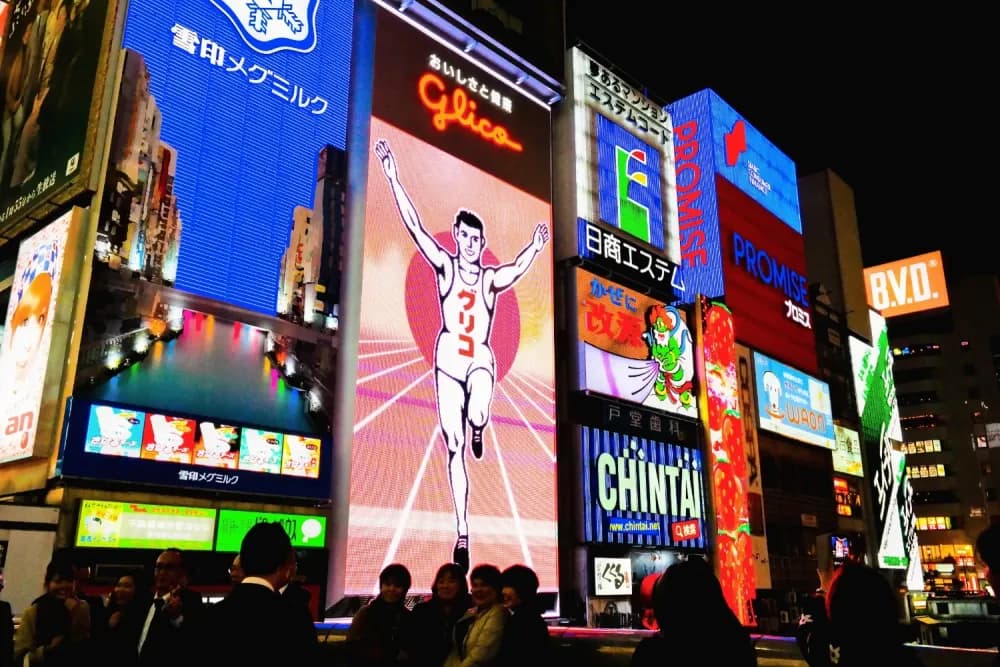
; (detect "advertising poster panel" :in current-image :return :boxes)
[345,6,557,595]
[849,310,921,588]
[575,267,696,420]
[735,344,770,589]
[215,509,327,552]
[752,351,834,449]
[719,177,816,374]
[567,47,679,260]
[581,426,707,549]
[105,0,354,315]
[864,250,949,318]
[833,425,863,477]
[0,0,114,232]
[0,210,71,463]
[75,499,216,551]
[695,297,755,624]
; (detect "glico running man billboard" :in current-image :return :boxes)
[849,310,921,589]
[346,6,557,594]
[564,47,680,260]
[581,426,707,549]
[574,267,697,420]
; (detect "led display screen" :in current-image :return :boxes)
[110,0,353,314]
[719,178,816,373]
[581,426,706,548]
[695,297,755,625]
[75,499,216,551]
[734,344,770,589]
[864,250,949,318]
[60,398,330,500]
[753,351,834,449]
[0,211,72,463]
[849,310,921,588]
[0,0,112,232]
[345,6,556,595]
[833,425,863,477]
[575,267,697,420]
[215,509,327,552]
[567,48,679,259]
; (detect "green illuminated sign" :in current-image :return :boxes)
[75,500,216,551]
[215,509,327,552]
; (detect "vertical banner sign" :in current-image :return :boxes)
[0,211,71,463]
[735,344,770,589]
[695,297,755,624]
[849,310,921,589]
[575,267,697,419]
[0,0,112,230]
[568,48,679,260]
[346,6,557,595]
[581,426,707,549]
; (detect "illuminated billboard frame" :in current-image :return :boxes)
[581,426,707,549]
[75,499,216,551]
[833,425,864,477]
[864,250,949,318]
[849,309,921,589]
[0,211,75,464]
[695,297,755,625]
[752,351,834,449]
[343,3,557,596]
[59,398,332,500]
[568,48,680,260]
[574,267,697,420]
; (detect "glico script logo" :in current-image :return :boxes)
[211,0,320,55]
[596,114,664,249]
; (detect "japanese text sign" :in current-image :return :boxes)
[753,351,835,449]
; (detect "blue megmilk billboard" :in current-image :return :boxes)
[119,0,353,314]
[667,89,801,303]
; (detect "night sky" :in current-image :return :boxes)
[567,14,991,276]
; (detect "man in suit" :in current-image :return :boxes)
[137,548,204,667]
[208,522,318,664]
[0,570,13,667]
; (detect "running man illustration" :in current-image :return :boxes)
[374,139,549,572]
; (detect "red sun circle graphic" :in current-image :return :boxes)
[404,232,521,382]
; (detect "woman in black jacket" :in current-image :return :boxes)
[407,563,471,667]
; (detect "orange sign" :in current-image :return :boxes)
[418,73,523,152]
[576,268,666,358]
[864,250,949,318]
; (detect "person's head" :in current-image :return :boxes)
[977,524,1000,595]
[44,560,76,600]
[153,548,186,594]
[229,554,245,586]
[469,564,502,609]
[501,564,539,611]
[10,272,53,372]
[826,562,901,649]
[453,210,485,264]
[653,557,735,633]
[240,522,295,589]
[113,575,137,606]
[378,563,411,605]
[431,562,468,605]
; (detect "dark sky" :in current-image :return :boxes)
[567,14,991,275]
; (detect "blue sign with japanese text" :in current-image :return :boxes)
[120,0,353,313]
[581,426,707,548]
[753,351,835,449]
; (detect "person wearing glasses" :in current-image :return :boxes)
[136,549,204,667]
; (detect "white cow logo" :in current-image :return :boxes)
[211,0,320,54]
[762,371,783,418]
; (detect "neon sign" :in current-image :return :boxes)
[418,73,523,152]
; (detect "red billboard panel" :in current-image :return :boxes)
[717,177,817,374]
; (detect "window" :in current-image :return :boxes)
[983,463,993,476]
[974,434,989,449]
[893,343,942,358]
[901,413,946,429]
[908,464,948,479]
[898,391,940,406]
[971,507,986,518]
[914,489,959,504]
[905,439,943,454]
[894,367,938,384]
[917,516,953,530]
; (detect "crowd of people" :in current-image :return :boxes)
[6,523,1000,667]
